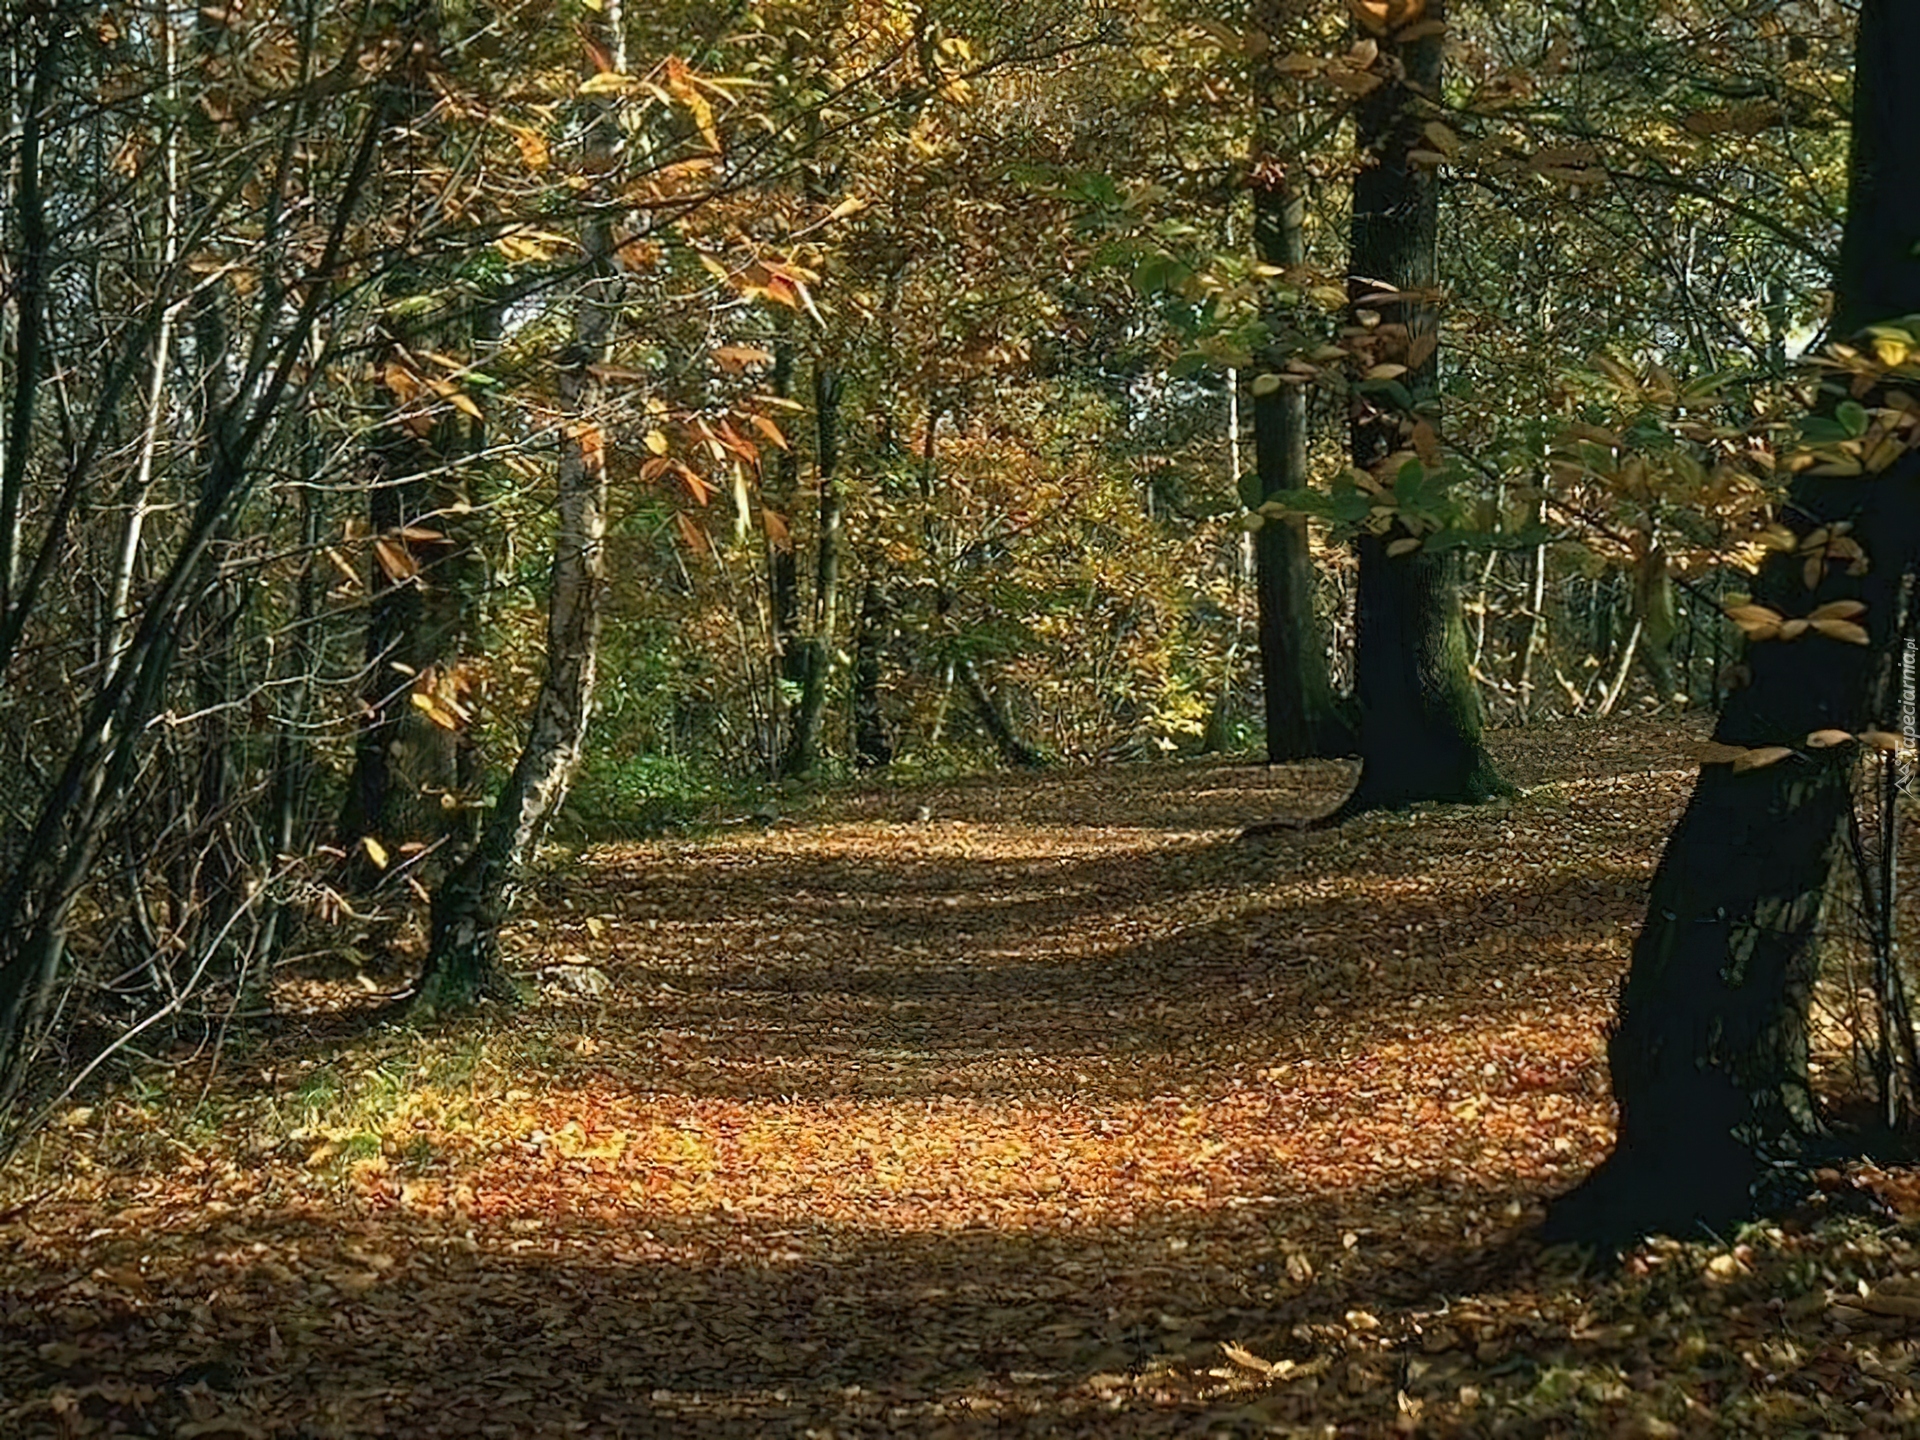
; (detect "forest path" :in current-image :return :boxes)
[7,718,1917,1437]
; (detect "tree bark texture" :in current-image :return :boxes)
[341,15,477,881]
[420,4,623,1009]
[1550,0,1920,1241]
[1250,0,1350,762]
[1333,0,1507,819]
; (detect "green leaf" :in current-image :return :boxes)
[1798,415,1852,444]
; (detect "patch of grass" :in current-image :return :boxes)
[562,751,727,838]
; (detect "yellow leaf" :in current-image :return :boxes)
[1252,373,1283,396]
[1365,363,1409,381]
[762,508,791,551]
[1386,536,1421,557]
[667,57,721,151]
[360,836,389,869]
[372,537,418,582]
[1809,599,1867,622]
[713,344,774,374]
[645,430,670,456]
[1872,336,1911,368]
[1778,618,1810,640]
[1811,619,1870,645]
[1350,0,1393,34]
[578,71,634,96]
[1724,603,1783,638]
[1732,746,1794,773]
[1805,729,1855,749]
[503,123,549,171]
[410,692,461,732]
[1222,1341,1276,1375]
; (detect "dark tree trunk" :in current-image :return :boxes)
[1250,0,1351,762]
[338,393,475,879]
[339,14,472,883]
[960,655,1045,770]
[783,363,842,778]
[1549,0,1920,1242]
[851,571,893,768]
[1328,0,1507,820]
[766,335,803,696]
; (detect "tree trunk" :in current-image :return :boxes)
[1250,0,1351,762]
[960,655,1045,770]
[419,3,622,1010]
[1549,0,1920,1241]
[339,10,472,887]
[339,383,474,883]
[783,362,842,778]
[1327,0,1508,820]
[765,332,803,772]
[1633,545,1681,707]
[851,571,893,768]
[1510,526,1548,724]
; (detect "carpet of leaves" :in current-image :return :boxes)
[5,717,1920,1437]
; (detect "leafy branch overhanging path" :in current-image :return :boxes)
[4,719,1920,1437]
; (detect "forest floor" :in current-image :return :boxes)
[5,716,1920,1437]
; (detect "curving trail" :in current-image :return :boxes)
[5,718,1918,1437]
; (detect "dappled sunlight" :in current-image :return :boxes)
[9,719,1920,1435]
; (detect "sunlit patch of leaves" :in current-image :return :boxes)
[2,719,1917,1436]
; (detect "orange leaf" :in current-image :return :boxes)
[672,510,711,555]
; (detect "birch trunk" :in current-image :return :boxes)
[419,4,624,1008]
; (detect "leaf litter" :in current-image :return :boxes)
[3,717,1919,1436]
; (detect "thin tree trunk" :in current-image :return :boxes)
[1633,544,1681,706]
[419,2,623,1009]
[103,7,182,674]
[1549,0,1920,1241]
[765,333,803,772]
[1325,0,1508,821]
[0,29,56,622]
[1250,0,1350,762]
[1510,526,1548,724]
[960,655,1044,770]
[339,7,471,883]
[783,363,842,777]
[851,571,893,768]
